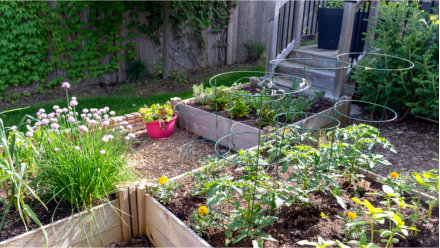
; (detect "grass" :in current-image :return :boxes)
[1,65,265,128]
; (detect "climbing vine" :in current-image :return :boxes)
[0,1,234,96]
[0,1,50,94]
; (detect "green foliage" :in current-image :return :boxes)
[351,1,439,119]
[244,40,265,61]
[229,99,249,118]
[193,83,214,105]
[169,71,188,87]
[126,59,150,81]
[0,2,50,95]
[324,0,345,9]
[0,112,47,245]
[138,102,174,123]
[31,95,137,208]
[149,178,181,204]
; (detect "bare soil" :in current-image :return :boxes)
[126,128,219,181]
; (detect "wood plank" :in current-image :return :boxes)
[0,200,121,248]
[136,186,147,235]
[145,195,210,247]
[335,1,357,97]
[118,189,132,241]
[129,186,139,238]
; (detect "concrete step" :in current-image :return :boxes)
[273,76,339,100]
[286,45,348,68]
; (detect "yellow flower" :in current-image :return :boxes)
[200,167,204,172]
[347,212,357,220]
[320,212,328,219]
[158,176,168,185]
[390,172,399,179]
[198,206,208,215]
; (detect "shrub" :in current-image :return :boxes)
[351,1,439,120]
[244,41,265,61]
[31,84,137,209]
[126,59,149,81]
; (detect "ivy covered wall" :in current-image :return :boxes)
[0,1,272,97]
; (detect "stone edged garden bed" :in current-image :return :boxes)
[0,199,121,247]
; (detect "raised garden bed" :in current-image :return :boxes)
[144,163,439,247]
[0,200,121,247]
[175,95,351,151]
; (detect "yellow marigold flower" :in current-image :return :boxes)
[390,172,399,179]
[347,212,357,220]
[158,176,168,185]
[198,206,208,215]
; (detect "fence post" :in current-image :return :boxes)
[265,1,282,74]
[293,0,305,49]
[335,1,357,98]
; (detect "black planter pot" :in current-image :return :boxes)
[317,8,344,50]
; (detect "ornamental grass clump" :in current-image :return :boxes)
[29,83,137,210]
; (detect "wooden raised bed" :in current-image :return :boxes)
[0,200,122,247]
[175,96,351,151]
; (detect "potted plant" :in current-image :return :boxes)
[139,102,177,139]
[317,0,345,50]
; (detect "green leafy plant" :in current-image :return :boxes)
[324,0,344,9]
[139,102,174,125]
[149,176,180,204]
[298,237,348,248]
[126,59,150,81]
[351,1,439,119]
[169,71,188,87]
[0,109,48,246]
[31,86,137,209]
[229,99,249,118]
[5,90,21,104]
[244,40,265,61]
[193,83,214,105]
[189,206,217,236]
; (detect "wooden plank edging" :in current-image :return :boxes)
[0,200,121,248]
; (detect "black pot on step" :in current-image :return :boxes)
[317,7,344,50]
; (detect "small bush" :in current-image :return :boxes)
[244,41,265,61]
[351,1,439,119]
[126,59,149,81]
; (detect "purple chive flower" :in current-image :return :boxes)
[102,136,109,143]
[107,135,114,140]
[11,126,17,131]
[110,111,115,116]
[48,139,52,144]
[22,143,27,149]
[26,131,33,137]
[128,133,135,138]
[75,146,80,151]
[102,120,110,126]
[127,125,133,129]
[114,117,122,123]
[71,97,76,101]
[100,150,106,155]
[53,105,60,111]
[83,109,89,113]
[55,148,60,152]
[70,100,78,107]
[41,119,50,126]
[80,114,86,119]
[63,108,68,113]
[121,121,128,126]
[50,118,58,123]
[32,126,38,131]
[61,82,70,89]
[26,119,31,124]
[40,113,47,119]
[79,125,88,132]
[67,116,75,123]
[124,136,130,141]
[50,123,60,130]
[38,108,46,114]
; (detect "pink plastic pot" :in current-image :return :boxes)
[145,113,177,139]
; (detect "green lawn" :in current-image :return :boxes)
[1,65,265,128]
